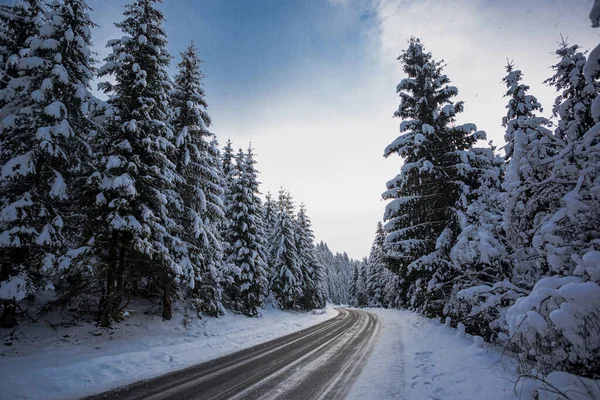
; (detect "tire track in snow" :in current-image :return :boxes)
[85,308,380,400]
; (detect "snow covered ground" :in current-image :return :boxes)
[0,303,338,400]
[348,308,518,400]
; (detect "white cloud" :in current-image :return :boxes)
[372,0,597,145]
[221,1,598,259]
[86,0,599,260]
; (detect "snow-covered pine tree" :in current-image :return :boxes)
[501,63,557,288]
[218,138,235,237]
[357,259,368,306]
[501,11,600,380]
[221,139,235,190]
[349,262,358,305]
[366,222,389,308]
[349,259,368,307]
[171,42,225,317]
[531,41,599,275]
[0,0,96,327]
[0,0,45,96]
[92,0,181,325]
[224,147,269,316]
[263,191,277,240]
[295,204,326,310]
[382,38,482,316]
[268,189,303,309]
[445,146,522,339]
[382,268,402,308]
[314,241,336,302]
[314,243,355,305]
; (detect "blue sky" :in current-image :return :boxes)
[3,0,597,258]
[85,0,389,259]
[87,0,376,126]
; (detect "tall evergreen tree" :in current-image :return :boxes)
[501,63,556,287]
[171,42,225,317]
[366,222,388,308]
[221,139,235,190]
[382,38,481,315]
[314,243,355,305]
[92,0,181,325]
[224,147,269,316]
[0,0,95,327]
[446,146,516,339]
[0,0,45,94]
[295,204,326,309]
[219,138,235,238]
[532,41,600,275]
[263,191,277,239]
[268,189,302,309]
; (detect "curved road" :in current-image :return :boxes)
[85,308,380,400]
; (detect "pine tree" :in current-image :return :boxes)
[263,191,277,239]
[0,0,45,95]
[501,63,556,287]
[92,0,181,325]
[219,138,235,239]
[295,204,326,310]
[0,0,95,327]
[224,147,269,316]
[500,10,600,378]
[171,42,225,317]
[366,222,389,308]
[355,258,368,306]
[382,38,482,316]
[268,189,303,309]
[446,146,516,338]
[221,139,235,190]
[314,243,355,305]
[532,41,600,275]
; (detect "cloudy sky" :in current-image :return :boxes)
[11,0,596,259]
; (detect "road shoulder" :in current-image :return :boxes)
[0,304,338,400]
[347,308,518,400]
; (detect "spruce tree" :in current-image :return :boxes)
[295,204,326,310]
[0,0,45,95]
[263,191,277,239]
[268,189,302,309]
[366,222,388,308]
[0,0,95,327]
[356,259,368,306]
[532,41,600,274]
[219,138,235,238]
[382,38,481,315]
[501,63,556,287]
[92,0,181,325]
[224,147,269,316]
[221,139,235,190]
[171,42,225,317]
[446,146,515,338]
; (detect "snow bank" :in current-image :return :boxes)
[0,303,338,400]
[347,309,517,400]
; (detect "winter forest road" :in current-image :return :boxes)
[85,308,380,400]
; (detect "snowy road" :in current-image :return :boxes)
[85,308,380,400]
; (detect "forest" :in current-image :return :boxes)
[351,33,600,382]
[0,0,356,330]
[1,0,599,396]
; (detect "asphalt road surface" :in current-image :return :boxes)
[85,308,380,400]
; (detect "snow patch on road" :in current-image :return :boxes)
[0,303,338,400]
[348,308,517,400]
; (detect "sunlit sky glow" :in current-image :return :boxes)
[5,0,596,259]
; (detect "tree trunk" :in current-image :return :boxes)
[162,275,172,320]
[110,242,126,322]
[100,231,119,327]
[0,299,16,328]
